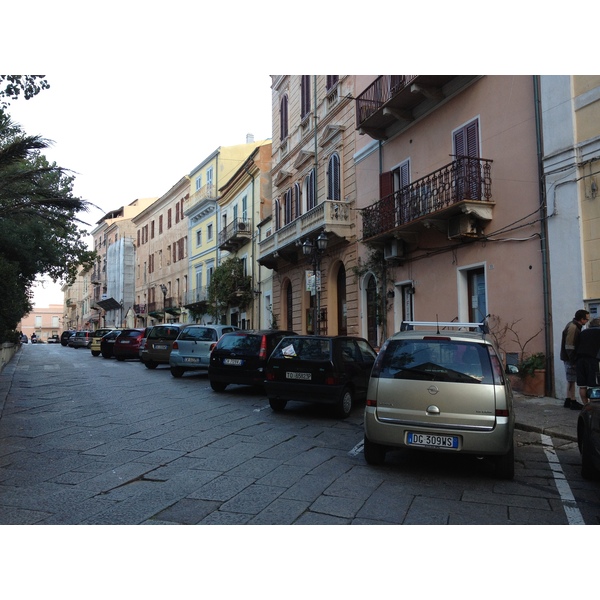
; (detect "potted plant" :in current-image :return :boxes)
[515,352,546,396]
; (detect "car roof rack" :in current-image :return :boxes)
[400,319,489,335]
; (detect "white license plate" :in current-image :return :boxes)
[224,358,243,366]
[154,344,168,350]
[184,357,200,363]
[286,372,311,380]
[407,432,459,449]
[120,340,130,344]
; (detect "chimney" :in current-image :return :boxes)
[246,133,254,144]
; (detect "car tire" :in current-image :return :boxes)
[581,430,600,480]
[144,361,157,370]
[102,353,111,359]
[170,367,184,378]
[363,436,387,465]
[269,398,287,412]
[337,387,354,418]
[210,380,227,392]
[91,351,100,357]
[116,356,125,361]
[494,443,515,480]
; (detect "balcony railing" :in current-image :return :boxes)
[186,183,217,212]
[183,288,209,306]
[218,218,251,251]
[362,157,493,241]
[356,76,417,127]
[259,199,353,266]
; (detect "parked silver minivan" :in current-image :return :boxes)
[363,321,515,479]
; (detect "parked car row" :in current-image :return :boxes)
[62,320,527,480]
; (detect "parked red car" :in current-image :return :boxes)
[113,328,145,361]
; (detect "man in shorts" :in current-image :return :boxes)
[575,317,600,408]
[560,309,589,409]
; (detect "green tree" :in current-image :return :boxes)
[0,75,50,110]
[0,80,96,341]
[207,257,253,322]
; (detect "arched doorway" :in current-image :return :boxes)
[366,274,378,347]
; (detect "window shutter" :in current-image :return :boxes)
[379,171,394,198]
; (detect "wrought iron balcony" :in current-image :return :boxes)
[218,218,251,252]
[362,157,494,243]
[258,199,354,269]
[356,75,478,139]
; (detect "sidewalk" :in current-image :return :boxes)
[513,391,580,442]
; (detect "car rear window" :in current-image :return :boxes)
[148,326,181,340]
[217,334,262,353]
[179,327,218,342]
[121,330,142,339]
[373,339,494,384]
[272,338,331,361]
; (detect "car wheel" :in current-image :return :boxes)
[337,387,353,418]
[91,351,100,357]
[102,353,111,359]
[269,398,287,412]
[144,361,157,370]
[363,436,387,465]
[581,430,600,480]
[116,356,125,362]
[171,367,184,378]
[494,443,515,480]
[210,380,227,392]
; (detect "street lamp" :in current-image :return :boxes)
[160,284,168,323]
[302,231,328,335]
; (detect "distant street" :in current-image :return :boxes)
[1,343,599,525]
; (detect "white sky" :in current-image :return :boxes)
[1,4,588,311]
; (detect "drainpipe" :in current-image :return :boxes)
[243,160,258,328]
[533,75,553,396]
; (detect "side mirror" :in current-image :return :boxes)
[506,364,519,375]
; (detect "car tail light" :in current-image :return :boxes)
[172,341,179,350]
[209,342,217,352]
[366,398,377,407]
[266,371,275,381]
[495,409,509,417]
[325,375,341,385]
[259,335,268,360]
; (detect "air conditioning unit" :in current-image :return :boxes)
[384,239,404,260]
[238,222,247,231]
[448,214,479,239]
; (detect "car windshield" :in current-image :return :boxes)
[272,338,331,361]
[375,339,493,384]
[148,326,180,340]
[179,327,218,342]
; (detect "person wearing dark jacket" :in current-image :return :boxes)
[575,317,600,408]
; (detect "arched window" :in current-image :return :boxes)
[301,76,311,119]
[327,152,341,200]
[304,169,316,211]
[280,94,289,140]
[284,188,293,225]
[293,182,301,219]
[274,199,281,230]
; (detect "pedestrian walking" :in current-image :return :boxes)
[560,309,589,409]
[575,316,600,408]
